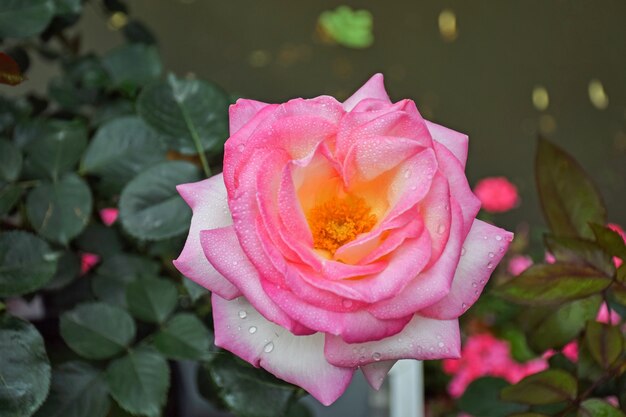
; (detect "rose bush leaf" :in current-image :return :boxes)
[527,295,602,352]
[535,138,606,238]
[102,44,162,91]
[23,119,87,181]
[589,223,626,262]
[153,313,211,360]
[500,369,577,405]
[578,399,626,417]
[105,347,169,417]
[584,321,623,369]
[53,0,81,15]
[119,161,200,241]
[60,302,136,359]
[44,250,80,290]
[126,276,178,324]
[75,223,123,258]
[544,234,615,277]
[137,73,229,155]
[496,263,611,305]
[182,277,209,303]
[26,174,92,244]
[81,116,167,191]
[33,361,110,417]
[0,184,22,215]
[0,139,22,181]
[458,377,526,417]
[0,231,57,297]
[92,253,160,307]
[205,354,302,417]
[0,0,55,38]
[0,314,51,417]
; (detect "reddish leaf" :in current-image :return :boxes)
[0,52,26,86]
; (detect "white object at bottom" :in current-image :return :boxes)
[389,360,424,417]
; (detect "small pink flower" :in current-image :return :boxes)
[99,208,119,226]
[596,302,621,325]
[607,223,625,267]
[545,252,556,264]
[473,177,519,213]
[561,341,579,362]
[80,253,100,275]
[507,255,533,276]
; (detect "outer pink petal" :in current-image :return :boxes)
[343,73,391,112]
[425,120,469,168]
[212,295,354,405]
[200,226,312,335]
[361,360,396,390]
[324,314,461,368]
[367,200,464,319]
[173,175,241,299]
[229,99,270,136]
[420,220,513,319]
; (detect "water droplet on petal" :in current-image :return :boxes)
[488,252,495,258]
[487,262,493,269]
[263,342,274,353]
[359,355,366,363]
[373,352,382,361]
[495,235,502,241]
[237,144,245,152]
[462,302,467,309]
[342,299,353,308]
[438,342,445,348]
[437,224,446,234]
[471,281,477,288]
[248,326,257,334]
[233,260,238,266]
[238,310,247,319]
[404,170,411,179]
[461,247,466,256]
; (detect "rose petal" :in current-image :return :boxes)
[426,121,468,168]
[324,314,461,368]
[361,360,396,390]
[419,220,513,319]
[343,73,391,112]
[229,99,270,136]
[200,226,312,335]
[173,175,241,299]
[212,295,354,406]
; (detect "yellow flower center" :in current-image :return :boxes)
[307,195,377,254]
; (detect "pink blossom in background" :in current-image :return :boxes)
[443,333,547,398]
[173,74,513,405]
[99,208,119,226]
[473,177,519,213]
[561,341,579,362]
[545,252,556,264]
[596,302,621,325]
[607,223,625,267]
[80,253,100,275]
[507,255,533,276]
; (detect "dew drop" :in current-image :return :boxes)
[471,281,477,288]
[438,341,445,348]
[342,299,353,308]
[359,347,366,354]
[237,326,241,331]
[487,262,493,269]
[359,355,366,363]
[474,290,479,295]
[373,352,382,361]
[483,235,488,240]
[495,235,503,241]
[233,260,238,266]
[263,342,274,353]
[248,326,257,334]
[488,252,495,258]
[237,144,245,152]
[437,224,446,234]
[238,310,247,319]
[404,170,411,179]
[461,247,466,256]
[462,302,467,309]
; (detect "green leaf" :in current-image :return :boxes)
[0,139,22,181]
[535,138,606,238]
[458,377,526,417]
[0,0,55,38]
[34,361,110,417]
[496,263,611,305]
[81,116,166,191]
[590,223,626,263]
[544,235,615,277]
[102,44,162,91]
[137,73,229,155]
[126,276,178,323]
[527,295,602,351]
[75,223,123,258]
[106,347,169,417]
[318,6,374,49]
[153,313,211,360]
[60,302,136,360]
[92,254,160,307]
[207,354,301,417]
[501,328,537,362]
[0,315,51,417]
[26,174,92,244]
[500,369,577,405]
[53,0,81,15]
[23,119,88,181]
[119,161,200,241]
[584,321,623,369]
[578,399,626,417]
[182,277,208,303]
[44,250,80,290]
[0,231,57,297]
[0,183,22,215]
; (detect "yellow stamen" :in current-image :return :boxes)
[307,195,377,254]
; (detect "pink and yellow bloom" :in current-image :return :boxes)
[174,74,512,404]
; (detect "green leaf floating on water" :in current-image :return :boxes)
[318,6,374,49]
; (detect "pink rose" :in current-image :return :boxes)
[473,176,519,213]
[174,74,512,404]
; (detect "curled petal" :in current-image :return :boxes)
[229,99,270,136]
[212,295,354,405]
[343,73,391,111]
[426,121,468,168]
[361,360,397,390]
